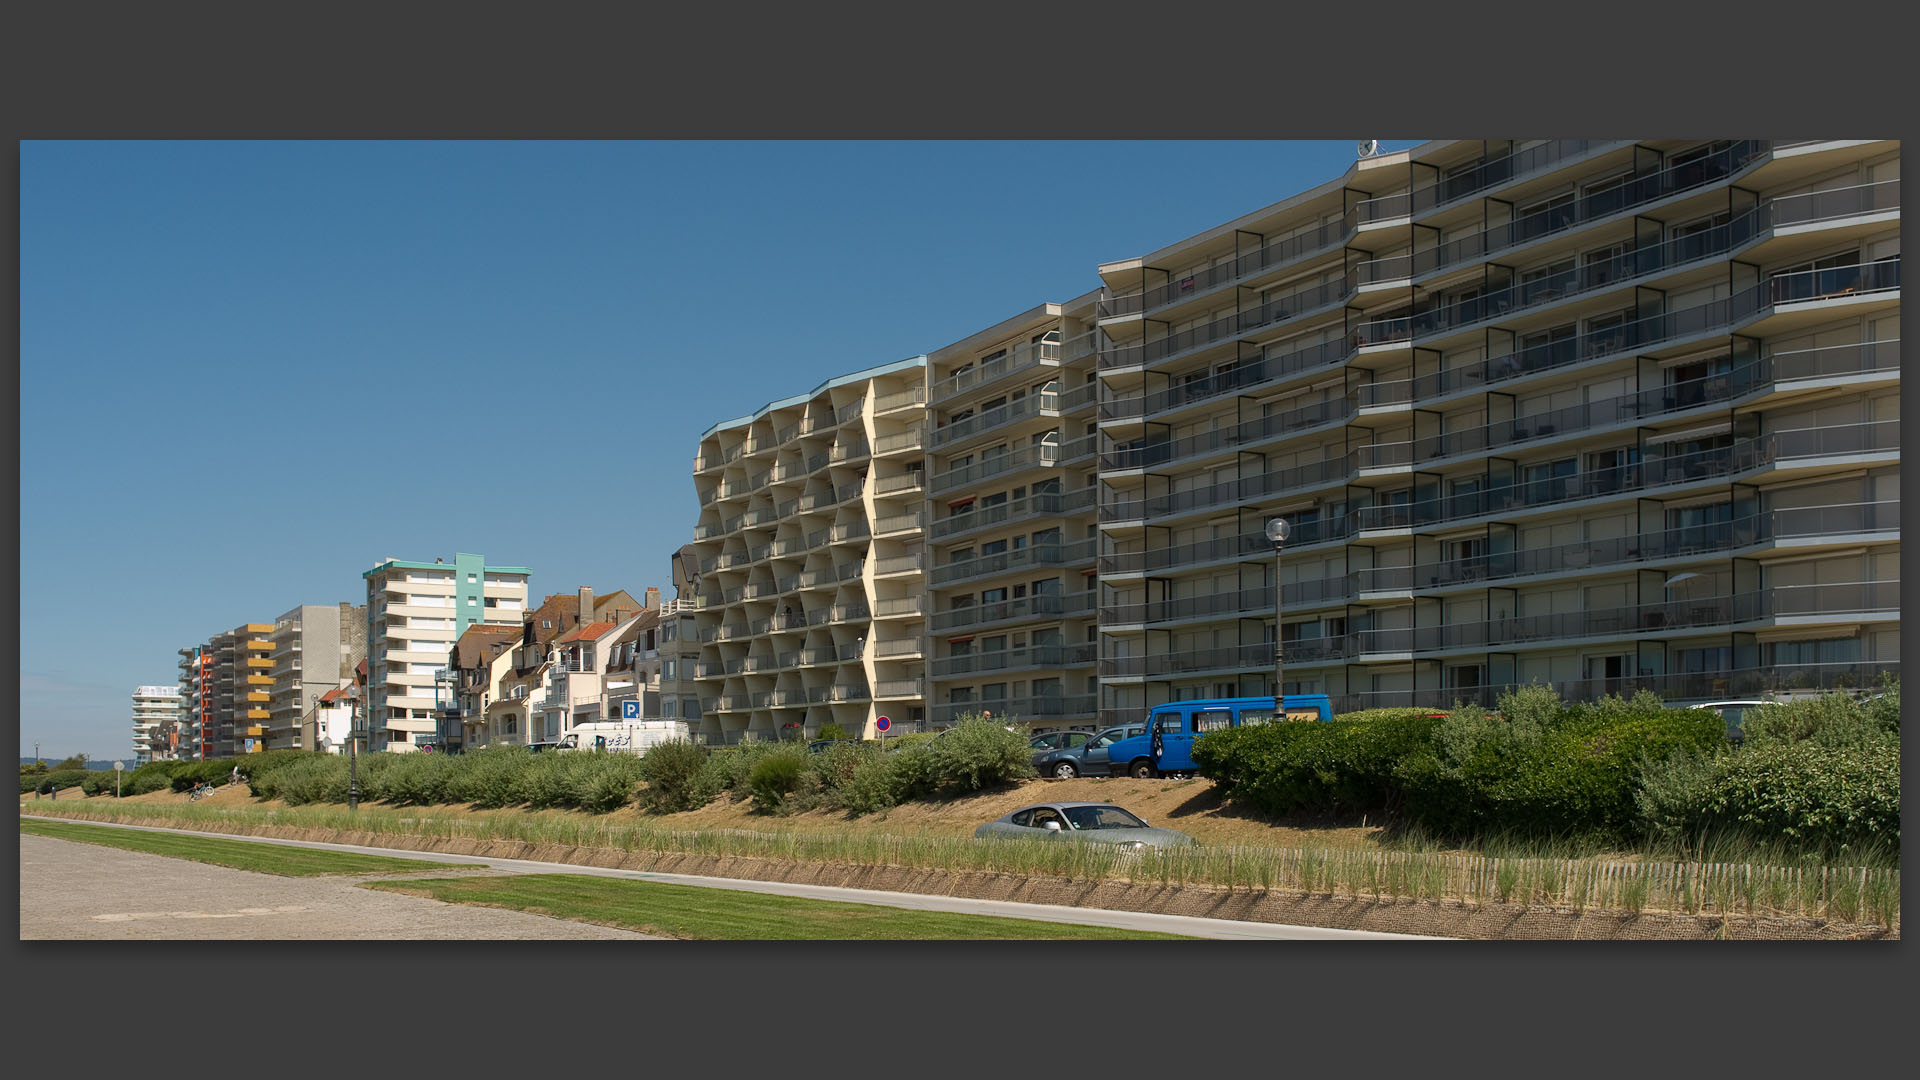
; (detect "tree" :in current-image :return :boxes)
[54,754,89,771]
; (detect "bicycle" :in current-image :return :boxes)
[189,784,213,802]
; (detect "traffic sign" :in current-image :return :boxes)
[875,715,891,732]
[622,700,641,720]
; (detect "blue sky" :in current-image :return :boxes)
[19,139,1409,761]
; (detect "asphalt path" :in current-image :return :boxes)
[20,815,1444,940]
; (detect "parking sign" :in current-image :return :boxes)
[622,700,641,720]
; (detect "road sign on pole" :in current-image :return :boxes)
[875,715,890,732]
[114,761,123,799]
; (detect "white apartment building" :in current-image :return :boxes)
[130,684,183,764]
[362,553,530,752]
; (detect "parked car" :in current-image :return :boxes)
[526,740,563,753]
[1029,730,1090,753]
[1688,699,1776,743]
[1034,723,1144,778]
[974,802,1196,848]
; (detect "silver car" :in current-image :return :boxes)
[974,802,1197,848]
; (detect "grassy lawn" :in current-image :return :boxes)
[361,873,1201,940]
[20,818,473,877]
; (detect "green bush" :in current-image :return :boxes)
[927,715,1035,792]
[37,769,91,795]
[746,745,810,813]
[445,745,535,809]
[833,753,910,815]
[1332,707,1445,724]
[569,753,647,814]
[636,740,713,814]
[123,770,176,796]
[815,721,851,742]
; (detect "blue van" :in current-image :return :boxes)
[1103,695,1333,778]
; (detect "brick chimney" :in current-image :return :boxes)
[578,586,593,624]
[645,587,660,610]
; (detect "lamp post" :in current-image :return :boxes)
[1266,517,1290,716]
[346,685,361,812]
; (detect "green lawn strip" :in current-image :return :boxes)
[20,818,473,877]
[362,873,1201,940]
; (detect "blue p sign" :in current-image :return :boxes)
[622,700,641,720]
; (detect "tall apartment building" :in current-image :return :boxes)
[923,301,1106,728]
[362,554,531,752]
[684,138,1898,733]
[228,623,277,753]
[266,603,367,751]
[176,645,210,760]
[1092,138,1898,717]
[690,358,929,744]
[130,684,183,764]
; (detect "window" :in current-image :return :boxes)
[1009,808,1035,827]
[1192,709,1232,732]
[1154,716,1183,734]
[1238,708,1276,726]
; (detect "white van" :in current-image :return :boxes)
[555,720,692,756]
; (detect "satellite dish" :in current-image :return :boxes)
[1357,139,1381,159]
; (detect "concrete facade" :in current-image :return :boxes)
[362,554,531,752]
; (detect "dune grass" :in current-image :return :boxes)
[360,873,1198,940]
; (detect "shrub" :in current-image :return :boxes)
[1333,707,1444,724]
[927,715,1035,793]
[570,754,646,814]
[636,740,713,814]
[746,745,810,813]
[124,770,176,796]
[806,741,877,802]
[1193,713,1444,813]
[834,754,910,815]
[815,721,850,742]
[442,745,530,808]
[37,769,91,795]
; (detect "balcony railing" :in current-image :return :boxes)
[874,679,924,698]
[932,339,1061,402]
[1357,262,1900,408]
[932,488,1095,542]
[928,439,1066,495]
[1327,662,1899,714]
[1355,139,1768,284]
[1097,276,1347,372]
[1357,500,1900,594]
[874,427,924,454]
[874,472,924,496]
[1100,452,1352,526]
[930,537,1100,587]
[930,642,1099,677]
[874,510,924,535]
[1351,420,1899,534]
[930,694,1097,724]
[1100,577,1353,625]
[1103,391,1352,472]
[874,637,924,658]
[932,393,1057,449]
[929,590,1098,633]
[1099,337,1347,422]
[1359,341,1866,471]
[874,553,923,576]
[1354,139,1625,225]
[873,596,924,617]
[875,384,928,413]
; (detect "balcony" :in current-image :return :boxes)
[874,679,923,699]
[1354,139,1769,285]
[928,440,1065,496]
[1101,578,1353,626]
[931,393,1056,450]
[873,553,922,577]
[872,596,923,618]
[1345,582,1897,658]
[929,590,1098,633]
[932,339,1061,403]
[930,694,1096,725]
[1099,338,1346,422]
[1103,392,1352,472]
[874,471,924,496]
[874,427,924,455]
[873,637,924,659]
[929,537,1099,587]
[1358,262,1899,409]
[829,439,871,465]
[835,397,867,425]
[930,642,1098,678]
[873,510,924,536]
[1100,452,1351,527]
[1329,662,1899,714]
[932,487,1097,542]
[1097,276,1347,372]
[875,384,928,414]
[1354,139,1626,225]
[1350,419,1899,535]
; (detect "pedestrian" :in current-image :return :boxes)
[1150,722,1165,777]
[230,765,240,786]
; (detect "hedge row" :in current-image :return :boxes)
[1192,683,1898,850]
[639,715,1035,816]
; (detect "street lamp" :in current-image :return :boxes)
[1265,517,1290,716]
[345,685,362,812]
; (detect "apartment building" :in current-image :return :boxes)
[451,624,519,747]
[690,358,929,744]
[923,301,1106,732]
[362,554,531,752]
[487,587,645,744]
[175,645,210,760]
[658,547,705,729]
[130,684,183,764]
[1092,138,1898,717]
[265,603,367,751]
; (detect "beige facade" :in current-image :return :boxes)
[691,358,928,744]
[923,300,1105,732]
[363,555,530,752]
[685,138,1899,734]
[130,684,183,764]
[1094,138,1898,716]
[266,603,366,751]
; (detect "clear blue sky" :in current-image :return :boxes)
[20,139,1412,761]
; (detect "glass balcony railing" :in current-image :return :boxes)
[1354,139,1626,225]
[1097,277,1347,372]
[932,340,1061,402]
[1355,140,1770,285]
[1102,392,1351,472]
[929,538,1100,587]
[1099,338,1347,422]
[1099,452,1351,525]
[931,487,1097,542]
[928,590,1098,633]
[1354,338,1897,471]
[930,642,1098,678]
